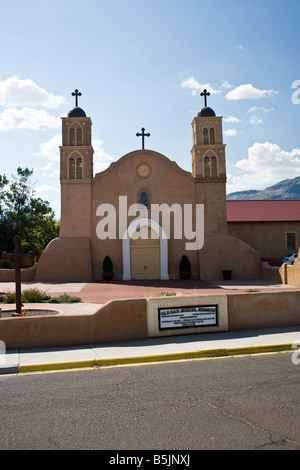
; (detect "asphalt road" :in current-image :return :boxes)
[0,352,299,451]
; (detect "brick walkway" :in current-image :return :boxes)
[77,279,224,304]
[0,279,297,314]
[76,279,297,304]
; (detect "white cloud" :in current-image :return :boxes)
[35,184,59,200]
[250,116,263,125]
[224,128,240,136]
[0,76,65,109]
[93,138,114,173]
[0,107,60,131]
[35,134,61,161]
[226,84,278,100]
[247,106,274,113]
[224,116,242,123]
[227,142,300,193]
[180,77,221,96]
[221,81,232,89]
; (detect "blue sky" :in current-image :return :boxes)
[0,0,299,217]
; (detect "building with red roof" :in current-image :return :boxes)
[227,200,300,264]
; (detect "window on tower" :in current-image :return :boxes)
[203,127,216,145]
[76,158,83,179]
[69,158,76,179]
[77,129,82,146]
[70,129,76,146]
[203,153,218,178]
[69,124,83,146]
[204,157,210,178]
[203,128,209,145]
[211,156,217,177]
[68,156,83,179]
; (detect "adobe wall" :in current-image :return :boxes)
[1,290,300,350]
[262,263,282,283]
[36,237,92,282]
[227,290,300,330]
[228,221,300,265]
[199,235,262,280]
[0,298,147,349]
[280,248,300,287]
[0,264,37,282]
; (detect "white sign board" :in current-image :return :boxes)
[159,305,218,330]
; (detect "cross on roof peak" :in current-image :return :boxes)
[136,127,150,149]
[200,89,210,107]
[72,89,82,107]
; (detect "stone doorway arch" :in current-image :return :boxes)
[122,218,169,280]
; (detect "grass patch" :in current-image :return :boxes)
[47,293,81,303]
[159,292,177,297]
[246,289,260,293]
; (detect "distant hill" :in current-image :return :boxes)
[227,176,300,200]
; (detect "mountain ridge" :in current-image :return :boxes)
[227,176,300,200]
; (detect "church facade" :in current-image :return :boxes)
[36,90,262,282]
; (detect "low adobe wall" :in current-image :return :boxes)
[228,291,300,330]
[262,263,282,283]
[0,264,37,282]
[1,290,300,350]
[0,298,147,349]
[279,249,300,288]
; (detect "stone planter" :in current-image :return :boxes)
[102,272,113,281]
[180,270,191,280]
[222,270,232,280]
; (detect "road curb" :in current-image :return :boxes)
[17,342,294,374]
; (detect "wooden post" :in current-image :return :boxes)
[14,236,22,315]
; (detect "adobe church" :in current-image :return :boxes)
[36,89,262,282]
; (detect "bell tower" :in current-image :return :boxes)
[191,89,227,235]
[59,90,94,237]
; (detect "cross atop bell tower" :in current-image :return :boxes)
[191,89,226,180]
[60,89,93,179]
[200,89,210,107]
[59,90,94,238]
[191,89,228,235]
[72,89,82,107]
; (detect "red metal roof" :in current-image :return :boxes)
[227,200,300,222]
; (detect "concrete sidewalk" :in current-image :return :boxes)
[1,326,300,375]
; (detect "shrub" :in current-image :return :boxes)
[21,288,50,303]
[2,291,16,303]
[102,255,113,273]
[179,255,191,272]
[0,290,80,304]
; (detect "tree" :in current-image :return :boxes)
[0,167,59,258]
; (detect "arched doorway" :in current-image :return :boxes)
[131,226,160,280]
[122,218,169,280]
